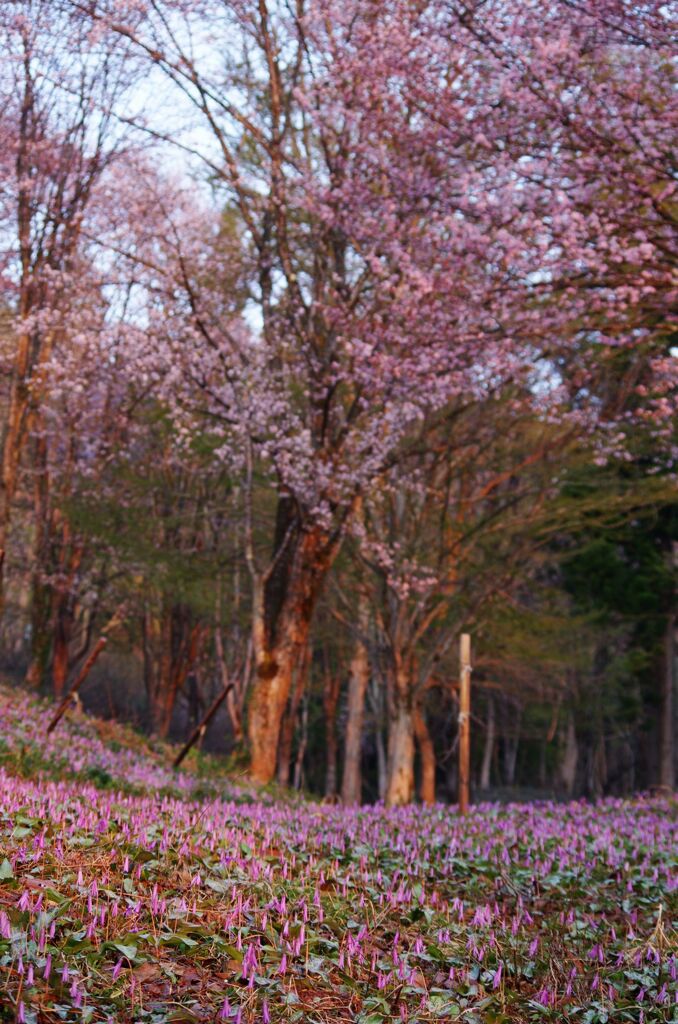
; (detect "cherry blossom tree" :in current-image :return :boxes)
[64,0,676,784]
[0,0,144,627]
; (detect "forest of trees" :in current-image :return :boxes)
[0,0,675,807]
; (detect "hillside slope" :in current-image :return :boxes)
[0,684,676,1023]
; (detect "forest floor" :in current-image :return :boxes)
[0,683,676,1024]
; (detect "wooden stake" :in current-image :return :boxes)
[173,682,234,768]
[458,633,472,815]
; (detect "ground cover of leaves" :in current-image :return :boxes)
[0,687,676,1024]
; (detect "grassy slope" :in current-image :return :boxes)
[0,684,676,1024]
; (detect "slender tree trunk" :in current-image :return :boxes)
[293,692,309,791]
[51,609,70,699]
[414,703,435,805]
[480,695,495,791]
[386,701,415,806]
[538,739,547,789]
[502,698,521,787]
[323,671,341,799]
[276,644,309,786]
[143,603,162,731]
[215,623,243,742]
[590,730,607,799]
[0,325,32,618]
[144,600,204,739]
[559,711,578,796]
[341,604,370,806]
[186,673,202,731]
[25,577,53,689]
[376,726,387,802]
[659,612,676,790]
[50,531,83,699]
[386,662,415,807]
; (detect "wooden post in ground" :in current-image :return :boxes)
[458,633,472,815]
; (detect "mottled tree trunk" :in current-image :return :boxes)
[251,638,298,784]
[0,322,32,620]
[385,663,415,807]
[248,524,334,785]
[387,702,415,806]
[480,695,495,791]
[414,704,435,805]
[276,644,309,787]
[341,604,370,806]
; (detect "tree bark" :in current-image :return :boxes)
[248,523,334,784]
[25,577,52,689]
[0,322,32,618]
[414,704,435,805]
[51,609,70,700]
[502,698,521,787]
[480,695,495,791]
[386,700,415,806]
[341,603,370,806]
[276,643,309,787]
[385,662,415,807]
[323,670,341,799]
[376,725,387,803]
[559,711,578,796]
[215,622,243,743]
[144,599,204,739]
[293,692,309,791]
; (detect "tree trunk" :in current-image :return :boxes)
[386,701,415,806]
[376,725,387,802]
[323,671,341,799]
[276,644,309,787]
[414,704,435,805]
[480,695,495,791]
[248,524,334,785]
[589,730,607,799]
[559,711,578,796]
[502,698,521,787]
[341,604,370,806]
[0,328,32,618]
[51,609,70,700]
[144,599,204,739]
[215,624,243,743]
[385,663,415,807]
[659,612,676,790]
[25,577,53,689]
[293,692,309,792]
